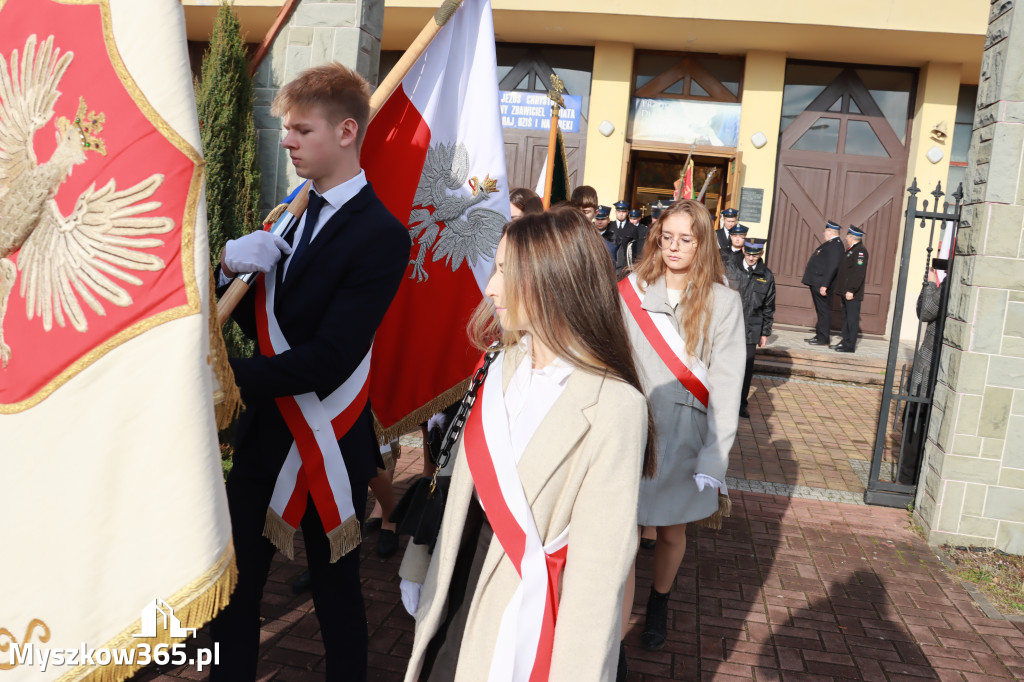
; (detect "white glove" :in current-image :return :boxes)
[223,231,292,275]
[694,474,723,492]
[400,579,422,617]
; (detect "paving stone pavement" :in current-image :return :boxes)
[134,448,1024,681]
[131,379,1024,681]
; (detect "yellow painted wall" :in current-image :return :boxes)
[581,42,634,206]
[894,62,961,338]
[734,51,786,241]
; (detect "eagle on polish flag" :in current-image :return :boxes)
[363,0,510,440]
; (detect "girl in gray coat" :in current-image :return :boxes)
[620,199,745,653]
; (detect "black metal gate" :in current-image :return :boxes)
[865,180,962,507]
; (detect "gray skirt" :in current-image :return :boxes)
[638,401,719,526]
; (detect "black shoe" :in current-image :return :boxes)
[639,538,656,550]
[364,516,383,533]
[377,528,399,558]
[829,343,843,350]
[291,569,312,594]
[739,405,750,418]
[834,346,855,353]
[805,337,829,345]
[641,588,669,651]
[616,641,628,682]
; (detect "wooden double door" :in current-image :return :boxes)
[770,67,913,335]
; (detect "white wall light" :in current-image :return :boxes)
[926,145,944,164]
[598,120,615,137]
[751,131,768,149]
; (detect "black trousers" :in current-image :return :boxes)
[840,297,861,349]
[741,342,756,408]
[809,286,831,342]
[210,468,369,681]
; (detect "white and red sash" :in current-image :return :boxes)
[619,273,710,407]
[254,266,369,563]
[463,352,570,682]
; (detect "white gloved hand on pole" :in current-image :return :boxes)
[223,231,293,275]
[694,473,724,492]
[400,579,423,617]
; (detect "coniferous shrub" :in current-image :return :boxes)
[196,1,261,360]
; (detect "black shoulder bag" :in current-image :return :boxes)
[389,348,499,552]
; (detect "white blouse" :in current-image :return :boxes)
[502,335,574,464]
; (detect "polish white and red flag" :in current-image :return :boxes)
[362,0,509,440]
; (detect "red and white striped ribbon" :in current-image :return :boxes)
[464,352,569,682]
[619,273,710,407]
[254,266,369,559]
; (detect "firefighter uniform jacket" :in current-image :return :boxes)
[800,236,844,290]
[726,258,776,345]
[834,241,869,300]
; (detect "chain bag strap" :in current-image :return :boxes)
[390,346,500,550]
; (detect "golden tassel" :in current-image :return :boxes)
[262,509,297,560]
[208,265,243,429]
[264,201,290,226]
[373,378,469,445]
[58,544,237,682]
[695,493,732,530]
[327,515,363,563]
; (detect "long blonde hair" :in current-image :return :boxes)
[469,207,657,477]
[632,199,723,360]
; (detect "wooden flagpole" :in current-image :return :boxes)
[541,74,566,209]
[217,0,465,325]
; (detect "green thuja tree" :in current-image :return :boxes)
[196,1,261,361]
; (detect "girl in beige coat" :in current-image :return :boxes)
[622,199,745,654]
[400,208,654,682]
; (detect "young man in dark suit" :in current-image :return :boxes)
[832,225,869,353]
[801,219,845,345]
[210,62,410,681]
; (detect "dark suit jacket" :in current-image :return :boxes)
[715,227,730,250]
[224,181,411,488]
[834,241,869,300]
[801,236,844,290]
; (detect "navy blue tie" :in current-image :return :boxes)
[287,190,325,279]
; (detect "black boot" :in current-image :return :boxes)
[616,640,628,682]
[641,587,669,650]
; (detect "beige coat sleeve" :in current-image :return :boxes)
[695,286,745,480]
[548,382,647,681]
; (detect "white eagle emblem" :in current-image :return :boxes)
[0,35,172,368]
[406,141,505,282]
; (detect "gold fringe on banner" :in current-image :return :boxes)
[373,377,470,445]
[208,265,243,429]
[263,508,297,560]
[327,515,362,563]
[695,493,733,530]
[57,543,237,682]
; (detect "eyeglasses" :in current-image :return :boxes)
[659,232,697,249]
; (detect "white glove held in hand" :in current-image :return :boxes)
[694,473,723,492]
[400,579,422,617]
[224,231,292,274]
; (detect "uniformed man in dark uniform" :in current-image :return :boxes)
[616,207,644,273]
[717,207,738,250]
[725,239,776,418]
[610,200,630,237]
[801,219,845,346]
[720,223,748,269]
[594,205,616,262]
[833,225,868,353]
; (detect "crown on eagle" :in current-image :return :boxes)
[470,174,499,195]
[57,97,107,156]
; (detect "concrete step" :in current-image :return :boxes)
[754,356,888,385]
